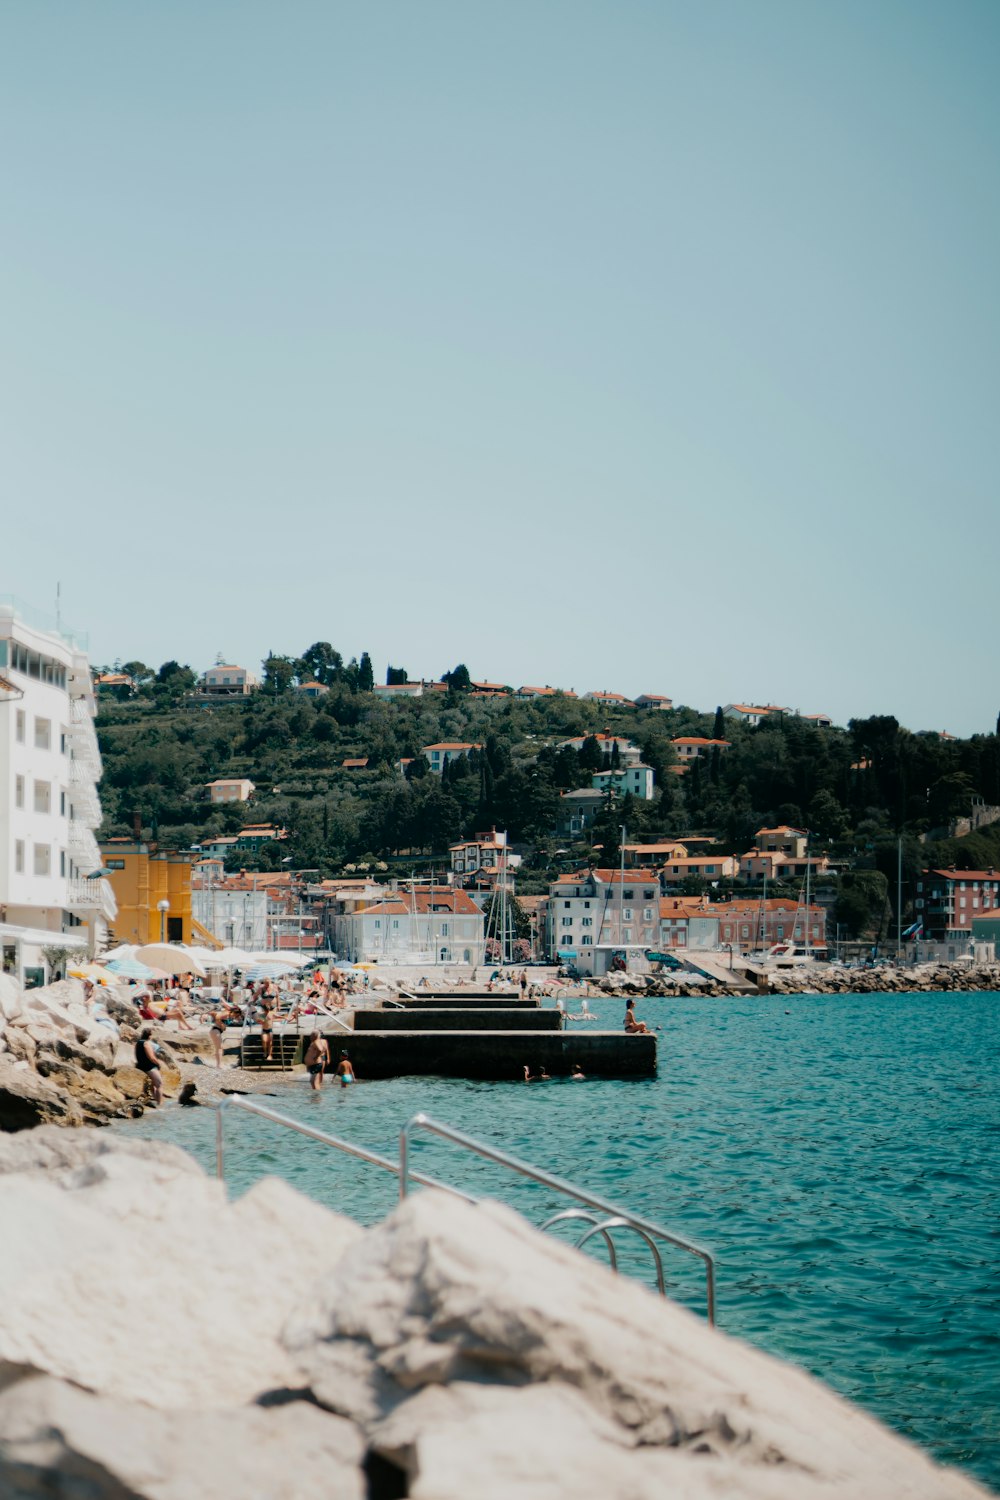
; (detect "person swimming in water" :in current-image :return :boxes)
[335,1051,355,1087]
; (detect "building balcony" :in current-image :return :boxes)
[66,877,118,923]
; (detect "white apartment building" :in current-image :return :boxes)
[546,868,660,976]
[0,599,116,985]
[332,888,486,966]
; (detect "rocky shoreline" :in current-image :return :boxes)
[0,1126,989,1498]
[598,961,1000,999]
[0,973,282,1131]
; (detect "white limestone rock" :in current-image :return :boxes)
[0,1124,197,1180]
[0,1151,363,1409]
[0,1374,365,1500]
[0,974,23,1022]
[286,1190,987,1498]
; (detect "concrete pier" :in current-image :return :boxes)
[321,1029,656,1079]
[353,1008,564,1032]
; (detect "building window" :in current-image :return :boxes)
[34,781,51,815]
[15,840,24,873]
[581,917,593,927]
[623,890,634,901]
[441,924,448,936]
[562,918,573,927]
[33,844,51,877]
[15,775,24,809]
[34,718,51,751]
[60,849,66,876]
[623,928,633,942]
[581,935,592,946]
[60,789,66,816]
[374,919,381,929]
[16,710,25,743]
[622,908,633,919]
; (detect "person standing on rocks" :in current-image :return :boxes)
[305,1031,330,1091]
[135,1027,163,1107]
[209,1009,227,1069]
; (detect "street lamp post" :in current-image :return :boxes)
[157,899,170,943]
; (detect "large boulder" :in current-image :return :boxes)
[285,1190,986,1499]
[0,1061,84,1132]
[0,1147,362,1409]
[0,1375,365,1500]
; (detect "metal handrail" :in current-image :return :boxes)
[400,1112,715,1323]
[539,1208,619,1271]
[575,1216,666,1296]
[214,1096,475,1202]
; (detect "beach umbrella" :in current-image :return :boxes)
[103,943,138,962]
[69,962,116,984]
[247,952,312,968]
[242,964,296,981]
[214,946,255,968]
[133,944,207,977]
[106,957,157,980]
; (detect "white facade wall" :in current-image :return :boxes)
[191,886,269,949]
[333,909,485,965]
[0,604,115,983]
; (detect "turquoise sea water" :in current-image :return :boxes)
[124,990,1000,1490]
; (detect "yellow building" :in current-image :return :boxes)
[99,841,195,946]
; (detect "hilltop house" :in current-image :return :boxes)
[206,778,255,804]
[423,742,481,774]
[634,693,672,710]
[590,764,655,800]
[201,665,258,697]
[557,733,643,766]
[671,737,731,761]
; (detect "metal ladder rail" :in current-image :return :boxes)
[540,1208,667,1295]
[400,1112,716,1324]
[214,1095,476,1202]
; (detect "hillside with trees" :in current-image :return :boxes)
[94,645,1000,939]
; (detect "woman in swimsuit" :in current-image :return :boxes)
[135,1027,163,1107]
[209,1010,227,1068]
[259,1000,275,1063]
[624,999,650,1034]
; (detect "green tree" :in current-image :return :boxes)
[299,642,343,685]
[358,652,375,692]
[386,665,408,684]
[443,663,472,693]
[712,706,726,740]
[262,654,297,694]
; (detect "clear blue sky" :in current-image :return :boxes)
[2,2,997,734]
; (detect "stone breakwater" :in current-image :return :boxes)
[598,962,1000,999]
[0,974,189,1131]
[0,1128,989,1500]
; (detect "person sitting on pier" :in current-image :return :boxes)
[624,998,650,1035]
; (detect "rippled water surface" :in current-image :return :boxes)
[124,990,1000,1489]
